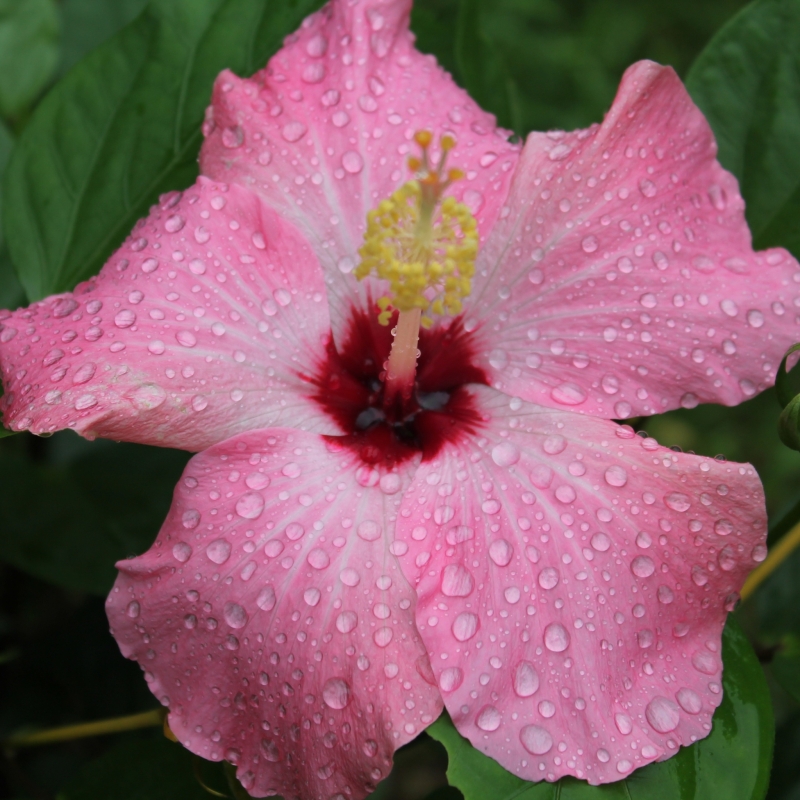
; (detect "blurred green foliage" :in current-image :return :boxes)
[3,0,800,798]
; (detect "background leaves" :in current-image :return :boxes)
[2,0,800,797]
[686,0,800,261]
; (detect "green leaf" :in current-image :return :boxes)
[771,634,800,704]
[428,618,773,800]
[685,0,800,260]
[4,0,325,301]
[0,0,59,119]
[773,343,800,450]
[58,0,148,77]
[58,735,212,800]
[0,118,13,249]
[0,435,188,593]
[455,0,520,133]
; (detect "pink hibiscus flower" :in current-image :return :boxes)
[0,0,797,796]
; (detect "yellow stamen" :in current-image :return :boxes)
[355,131,478,329]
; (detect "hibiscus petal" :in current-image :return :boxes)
[200,0,520,342]
[107,428,441,799]
[0,178,336,449]
[467,60,800,419]
[394,384,765,784]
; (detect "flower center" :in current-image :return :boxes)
[354,131,478,408]
[311,308,488,468]
[310,132,485,468]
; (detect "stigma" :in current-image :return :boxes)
[355,131,478,328]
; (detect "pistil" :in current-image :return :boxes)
[355,130,478,413]
[383,307,422,407]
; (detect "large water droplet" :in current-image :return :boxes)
[631,556,655,578]
[224,602,248,629]
[441,564,474,597]
[520,725,553,755]
[476,705,502,732]
[513,661,540,697]
[543,623,569,652]
[665,492,690,512]
[538,567,559,590]
[604,465,628,487]
[676,687,702,714]
[645,697,680,733]
[452,612,479,642]
[439,667,463,692]
[206,539,232,564]
[488,539,513,566]
[235,492,264,519]
[322,678,351,709]
[491,441,520,467]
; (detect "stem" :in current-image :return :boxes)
[3,709,165,748]
[384,308,421,407]
[740,519,800,602]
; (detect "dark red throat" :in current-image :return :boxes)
[309,308,488,468]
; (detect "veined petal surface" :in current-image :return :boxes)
[468,60,800,419]
[0,178,334,450]
[395,385,765,784]
[107,428,441,800]
[200,0,520,342]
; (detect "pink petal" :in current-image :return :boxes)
[200,0,520,340]
[0,178,335,449]
[394,384,765,784]
[107,428,442,799]
[467,60,800,419]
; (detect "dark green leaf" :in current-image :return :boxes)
[4,0,325,301]
[58,0,148,77]
[429,618,773,800]
[0,435,188,593]
[455,0,520,133]
[773,344,800,450]
[686,0,800,259]
[0,118,12,249]
[0,0,59,118]
[771,634,800,705]
[58,735,211,800]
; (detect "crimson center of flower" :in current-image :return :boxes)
[311,308,487,467]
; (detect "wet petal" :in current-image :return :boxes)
[107,428,440,799]
[395,384,765,784]
[467,61,800,419]
[200,0,519,343]
[0,178,334,449]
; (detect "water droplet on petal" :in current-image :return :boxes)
[224,602,248,629]
[543,623,569,652]
[452,612,479,641]
[676,688,702,714]
[476,706,501,732]
[645,697,681,733]
[604,465,628,487]
[513,661,539,697]
[665,492,690,512]
[439,667,463,692]
[206,539,231,564]
[631,556,655,578]
[491,441,520,467]
[172,542,192,562]
[322,678,351,709]
[551,382,587,405]
[235,492,265,519]
[256,586,276,611]
[615,713,633,735]
[488,539,513,566]
[520,725,553,755]
[441,565,474,597]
